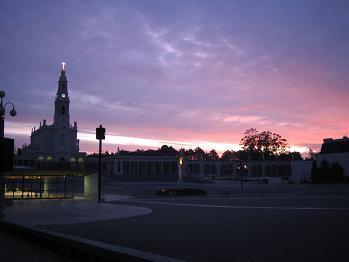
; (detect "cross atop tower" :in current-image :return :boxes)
[61,62,66,71]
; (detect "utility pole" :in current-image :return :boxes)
[96,125,105,203]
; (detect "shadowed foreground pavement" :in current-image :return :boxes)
[43,195,349,262]
[0,231,62,262]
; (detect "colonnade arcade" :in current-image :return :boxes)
[112,156,178,177]
[185,160,292,178]
[108,156,292,179]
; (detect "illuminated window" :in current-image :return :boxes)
[46,156,52,161]
[70,157,76,162]
[78,158,84,163]
[38,156,44,161]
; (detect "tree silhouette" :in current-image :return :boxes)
[311,160,344,183]
[240,128,259,156]
[278,151,302,161]
[240,128,288,160]
[306,148,315,160]
[310,160,319,182]
[258,131,288,158]
[221,150,235,161]
[194,147,206,160]
[207,149,219,160]
[331,162,344,182]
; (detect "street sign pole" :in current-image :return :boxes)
[96,125,105,203]
[98,139,102,202]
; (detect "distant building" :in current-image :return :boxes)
[16,65,85,168]
[316,136,349,177]
[101,154,311,183]
[111,155,178,178]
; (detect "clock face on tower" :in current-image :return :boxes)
[61,93,66,98]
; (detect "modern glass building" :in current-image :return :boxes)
[3,168,84,200]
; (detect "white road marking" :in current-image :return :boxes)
[125,200,349,211]
[129,195,349,202]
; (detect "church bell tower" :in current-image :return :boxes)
[54,62,70,127]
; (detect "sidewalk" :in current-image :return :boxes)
[3,194,151,226]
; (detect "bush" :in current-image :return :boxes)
[156,188,207,196]
[311,160,344,183]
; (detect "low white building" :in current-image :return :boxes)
[316,136,349,177]
[292,160,312,183]
[102,154,311,183]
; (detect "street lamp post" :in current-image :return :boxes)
[0,90,16,218]
[0,90,17,138]
[178,149,184,187]
[96,124,105,203]
[240,161,243,192]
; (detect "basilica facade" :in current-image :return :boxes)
[16,65,84,167]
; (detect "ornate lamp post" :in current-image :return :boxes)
[0,90,16,218]
[0,90,17,138]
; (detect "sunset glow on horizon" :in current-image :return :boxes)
[2,1,348,155]
[6,121,314,155]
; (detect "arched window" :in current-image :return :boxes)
[61,105,65,115]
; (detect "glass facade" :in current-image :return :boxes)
[4,175,83,200]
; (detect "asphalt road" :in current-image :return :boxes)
[44,195,349,262]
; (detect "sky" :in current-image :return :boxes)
[1,0,349,155]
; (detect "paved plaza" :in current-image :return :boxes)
[2,182,349,261]
[44,182,349,262]
[3,195,150,226]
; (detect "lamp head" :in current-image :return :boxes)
[10,108,16,117]
[179,156,183,166]
[0,90,5,98]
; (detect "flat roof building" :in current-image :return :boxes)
[317,136,349,178]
